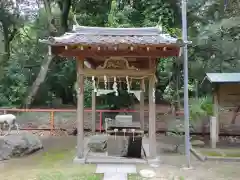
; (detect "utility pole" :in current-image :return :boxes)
[181,0,191,168]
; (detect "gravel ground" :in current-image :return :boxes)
[1,135,240,180]
[148,155,240,180]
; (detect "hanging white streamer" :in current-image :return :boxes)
[126,76,130,93]
[113,76,118,96]
[104,75,107,89]
[92,76,97,92]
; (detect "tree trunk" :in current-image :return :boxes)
[0,25,17,79]
[2,28,10,64]
[24,55,53,108]
[58,0,72,33]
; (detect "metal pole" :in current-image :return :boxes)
[181,0,191,167]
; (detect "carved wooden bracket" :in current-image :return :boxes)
[97,57,138,70]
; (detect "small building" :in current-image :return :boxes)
[206,73,240,142]
[40,25,182,163]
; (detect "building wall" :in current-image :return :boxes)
[218,84,240,108]
[218,84,240,133]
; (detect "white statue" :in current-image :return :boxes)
[0,114,19,136]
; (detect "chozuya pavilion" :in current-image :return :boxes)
[40,25,182,164]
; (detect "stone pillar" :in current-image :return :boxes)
[210,116,217,148]
[148,76,156,158]
[76,59,84,158]
[213,88,219,142]
[140,79,145,130]
[92,90,96,133]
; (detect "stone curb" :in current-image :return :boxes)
[191,148,240,162]
[206,156,240,162]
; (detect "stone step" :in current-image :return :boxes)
[96,164,137,174]
[103,172,127,180]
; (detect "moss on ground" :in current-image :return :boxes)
[37,172,102,180]
[201,151,222,156]
[128,174,142,180]
[200,149,240,157]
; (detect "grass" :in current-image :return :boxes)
[36,148,76,167]
[128,174,143,180]
[37,172,102,180]
[201,151,222,157]
[128,174,186,180]
[0,146,102,180]
[224,153,240,157]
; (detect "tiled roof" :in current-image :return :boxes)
[206,73,240,83]
[40,26,183,46]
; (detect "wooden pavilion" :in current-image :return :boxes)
[40,25,182,163]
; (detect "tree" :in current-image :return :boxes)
[23,0,72,108]
[2,0,238,109]
[0,0,22,66]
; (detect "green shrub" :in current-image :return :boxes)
[189,95,213,121]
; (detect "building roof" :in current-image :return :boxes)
[206,73,240,83]
[39,25,183,46]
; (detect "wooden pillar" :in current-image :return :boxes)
[213,86,219,142]
[140,79,145,130]
[76,59,84,158]
[148,75,156,158]
[92,90,96,133]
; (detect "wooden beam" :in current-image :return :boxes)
[92,90,96,133]
[82,68,155,77]
[140,79,145,130]
[52,47,180,57]
[148,75,156,158]
[76,58,84,158]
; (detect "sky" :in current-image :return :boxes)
[13,0,41,18]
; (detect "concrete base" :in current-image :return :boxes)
[73,156,160,165]
[73,156,86,164]
[147,156,161,164]
[96,164,137,173]
[73,137,159,165]
[86,157,147,164]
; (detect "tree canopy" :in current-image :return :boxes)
[0,0,238,109]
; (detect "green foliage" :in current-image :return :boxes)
[189,96,213,121]
[200,95,214,116]
[73,79,93,108]
[0,57,27,106]
[84,79,93,108]
[1,0,239,109]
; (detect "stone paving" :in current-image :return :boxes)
[96,164,137,180]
